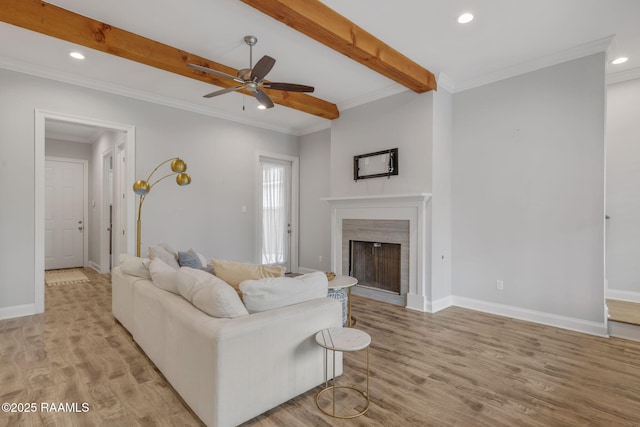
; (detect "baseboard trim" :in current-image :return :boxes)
[297,267,319,274]
[607,289,640,303]
[431,295,453,313]
[609,321,640,342]
[0,303,37,321]
[452,296,608,337]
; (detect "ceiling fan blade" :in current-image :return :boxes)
[263,82,315,93]
[250,55,276,81]
[187,63,244,84]
[203,85,245,98]
[253,88,274,109]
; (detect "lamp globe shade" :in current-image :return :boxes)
[133,180,150,195]
[171,158,187,173]
[176,173,191,186]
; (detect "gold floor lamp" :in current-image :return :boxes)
[133,157,191,257]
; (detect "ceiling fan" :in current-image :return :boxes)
[187,35,314,109]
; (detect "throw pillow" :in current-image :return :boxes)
[239,271,328,313]
[211,258,285,295]
[149,257,180,294]
[178,249,203,268]
[148,245,180,269]
[119,253,151,279]
[176,267,249,318]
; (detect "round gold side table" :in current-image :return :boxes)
[315,327,371,419]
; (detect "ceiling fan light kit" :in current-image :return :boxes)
[187,35,314,110]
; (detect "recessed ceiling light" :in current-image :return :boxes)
[69,51,85,60]
[457,13,474,24]
[611,57,628,65]
[257,104,267,110]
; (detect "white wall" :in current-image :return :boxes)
[452,54,606,327]
[606,77,640,302]
[298,128,332,272]
[89,131,122,272]
[45,138,92,160]
[0,68,297,318]
[431,88,453,304]
[330,90,433,197]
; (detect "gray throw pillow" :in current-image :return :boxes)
[178,249,204,268]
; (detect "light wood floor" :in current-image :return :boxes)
[2,270,640,426]
[608,299,640,325]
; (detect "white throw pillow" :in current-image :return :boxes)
[148,245,180,269]
[176,267,249,318]
[149,257,179,294]
[119,253,151,279]
[239,271,329,313]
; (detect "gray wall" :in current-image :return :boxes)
[330,90,433,196]
[0,68,296,316]
[298,128,331,271]
[606,77,640,300]
[452,53,606,323]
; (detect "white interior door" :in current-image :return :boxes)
[45,159,85,270]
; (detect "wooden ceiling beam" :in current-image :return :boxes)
[0,0,339,120]
[241,0,437,93]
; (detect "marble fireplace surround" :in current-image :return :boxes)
[324,193,432,312]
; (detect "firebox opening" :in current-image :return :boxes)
[349,240,401,294]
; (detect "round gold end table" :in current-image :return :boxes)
[315,327,371,419]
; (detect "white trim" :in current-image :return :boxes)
[35,110,136,315]
[608,321,640,342]
[607,67,640,85]
[0,304,36,321]
[607,289,640,303]
[100,148,114,274]
[255,152,300,273]
[44,156,90,269]
[435,73,456,93]
[454,36,615,93]
[452,296,608,337]
[1,57,312,137]
[88,261,102,273]
[430,295,453,313]
[337,84,407,111]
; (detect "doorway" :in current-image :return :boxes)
[34,110,136,314]
[256,153,299,273]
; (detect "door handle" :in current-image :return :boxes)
[78,226,84,231]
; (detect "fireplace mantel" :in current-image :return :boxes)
[324,193,432,312]
[323,193,432,205]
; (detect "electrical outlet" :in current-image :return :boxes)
[496,280,504,290]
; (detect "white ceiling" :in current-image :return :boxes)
[2,0,639,136]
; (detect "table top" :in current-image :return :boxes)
[328,275,358,290]
[315,327,371,351]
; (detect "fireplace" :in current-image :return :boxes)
[350,241,401,294]
[341,219,409,305]
[324,193,431,310]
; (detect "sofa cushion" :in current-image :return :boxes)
[239,271,329,313]
[211,258,285,294]
[149,257,180,294]
[119,253,151,279]
[148,245,180,269]
[176,267,249,318]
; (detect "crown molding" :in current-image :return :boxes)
[453,35,615,93]
[607,66,640,85]
[296,121,331,136]
[435,72,456,93]
[337,84,408,111]
[0,56,300,136]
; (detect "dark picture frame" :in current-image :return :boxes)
[353,148,399,181]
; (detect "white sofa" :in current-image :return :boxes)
[112,266,343,427]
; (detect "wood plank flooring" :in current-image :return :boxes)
[1,270,640,426]
[608,299,640,325]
